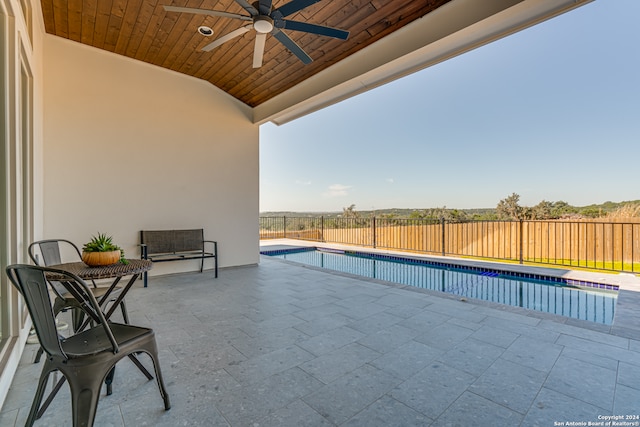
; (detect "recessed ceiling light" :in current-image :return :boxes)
[198,26,214,36]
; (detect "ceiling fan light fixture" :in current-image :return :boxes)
[253,16,274,34]
[198,26,214,36]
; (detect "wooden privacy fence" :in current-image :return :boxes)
[259,217,640,273]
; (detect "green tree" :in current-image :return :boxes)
[531,200,553,219]
[342,204,360,219]
[496,193,524,220]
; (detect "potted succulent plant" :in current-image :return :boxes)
[82,233,128,266]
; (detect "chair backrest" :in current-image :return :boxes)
[6,264,117,358]
[140,229,204,254]
[28,239,83,266]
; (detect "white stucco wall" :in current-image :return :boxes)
[42,36,260,275]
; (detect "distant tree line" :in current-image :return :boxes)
[261,196,640,222]
[352,195,639,222]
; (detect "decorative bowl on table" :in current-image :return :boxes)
[81,250,121,267]
[81,233,127,266]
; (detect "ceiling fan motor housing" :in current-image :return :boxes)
[254,16,274,33]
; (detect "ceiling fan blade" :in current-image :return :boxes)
[163,6,252,21]
[271,28,312,64]
[273,0,321,18]
[253,33,267,68]
[234,0,259,16]
[202,26,251,52]
[258,0,273,15]
[281,20,349,40]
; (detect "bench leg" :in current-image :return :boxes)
[143,271,148,288]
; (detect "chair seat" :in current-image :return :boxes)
[61,323,153,357]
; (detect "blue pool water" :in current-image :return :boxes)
[262,247,618,325]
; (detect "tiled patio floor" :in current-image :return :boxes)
[1,251,639,426]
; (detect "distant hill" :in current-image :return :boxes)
[261,199,640,220]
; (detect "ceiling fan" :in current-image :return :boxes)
[164,0,350,68]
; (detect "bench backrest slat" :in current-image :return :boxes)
[141,229,204,254]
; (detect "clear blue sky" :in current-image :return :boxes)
[260,0,639,213]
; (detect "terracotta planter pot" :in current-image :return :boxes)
[82,250,121,267]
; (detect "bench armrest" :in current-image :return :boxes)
[203,240,217,252]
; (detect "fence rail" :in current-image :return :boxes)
[259,216,640,273]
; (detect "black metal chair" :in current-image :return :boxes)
[6,264,171,427]
[28,239,130,361]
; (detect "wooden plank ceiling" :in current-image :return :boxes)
[40,0,452,107]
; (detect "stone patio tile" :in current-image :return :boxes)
[342,395,433,427]
[481,315,560,343]
[224,345,315,384]
[252,399,333,427]
[433,391,523,426]
[389,361,476,419]
[473,306,541,326]
[169,340,247,373]
[251,313,308,330]
[470,324,520,348]
[299,343,381,384]
[613,384,640,415]
[521,387,603,426]
[469,358,547,414]
[296,326,365,356]
[289,294,342,310]
[346,311,404,335]
[374,292,433,309]
[383,304,429,319]
[230,326,311,358]
[618,361,640,390]
[369,340,444,380]
[446,316,485,331]
[290,302,346,321]
[424,300,488,323]
[556,334,640,365]
[356,323,421,354]
[302,364,401,425]
[544,355,616,411]
[559,347,620,371]
[540,319,630,348]
[501,336,562,372]
[335,301,390,320]
[398,310,451,331]
[435,338,505,377]
[292,311,353,336]
[414,322,475,351]
[214,367,324,426]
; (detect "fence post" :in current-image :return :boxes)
[372,216,377,248]
[283,216,287,239]
[441,217,446,257]
[321,216,324,242]
[519,219,524,264]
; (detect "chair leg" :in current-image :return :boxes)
[71,385,101,427]
[34,347,44,363]
[120,300,129,324]
[146,351,171,410]
[26,368,52,427]
[105,367,115,396]
[67,365,109,427]
[71,308,85,332]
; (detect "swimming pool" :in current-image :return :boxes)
[262,247,618,325]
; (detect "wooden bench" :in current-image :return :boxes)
[140,229,218,287]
